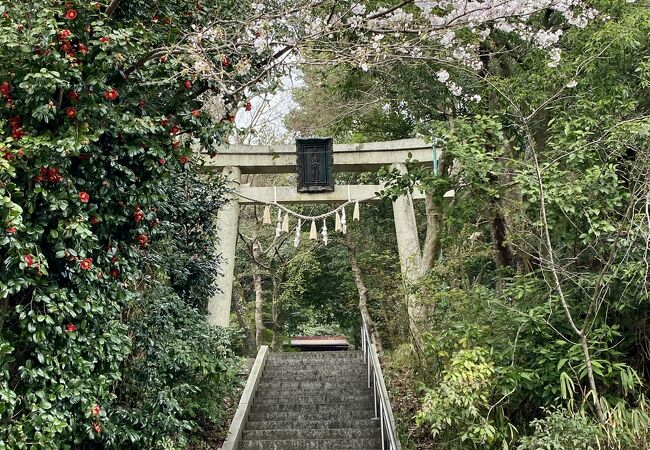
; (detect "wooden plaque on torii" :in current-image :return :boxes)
[296,137,334,193]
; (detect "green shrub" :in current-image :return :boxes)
[0,1,271,447]
[517,408,602,450]
[416,346,499,447]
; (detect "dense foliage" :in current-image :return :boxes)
[0,1,264,447]
[286,0,650,448]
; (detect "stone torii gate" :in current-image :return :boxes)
[202,138,438,327]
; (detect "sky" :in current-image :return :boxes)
[235,70,304,145]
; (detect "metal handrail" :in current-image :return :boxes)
[360,312,401,450]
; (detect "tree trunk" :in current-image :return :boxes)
[491,206,514,268]
[270,273,279,350]
[252,239,265,348]
[490,203,514,293]
[233,280,255,355]
[420,152,450,274]
[345,232,384,353]
[421,191,443,274]
[0,297,8,335]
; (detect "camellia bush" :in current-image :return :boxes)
[0,0,272,448]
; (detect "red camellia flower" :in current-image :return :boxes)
[138,100,145,108]
[6,227,17,234]
[171,141,180,149]
[90,216,99,225]
[66,107,77,119]
[159,158,166,165]
[184,79,192,90]
[12,127,24,140]
[191,109,201,117]
[222,56,230,67]
[65,9,77,20]
[91,404,101,417]
[65,323,78,332]
[78,43,88,54]
[79,191,90,203]
[0,81,10,95]
[159,117,169,126]
[179,155,189,165]
[58,29,71,40]
[245,100,252,112]
[37,167,64,184]
[134,210,144,223]
[137,234,149,247]
[99,36,110,43]
[151,15,160,23]
[170,124,180,135]
[104,89,118,101]
[24,254,34,267]
[92,422,101,433]
[80,258,92,271]
[47,167,62,183]
[68,90,80,102]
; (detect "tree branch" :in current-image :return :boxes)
[105,0,120,17]
[365,0,414,21]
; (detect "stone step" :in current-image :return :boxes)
[262,367,368,382]
[261,368,368,377]
[240,438,382,450]
[245,418,380,431]
[248,409,376,422]
[263,362,368,374]
[260,376,368,384]
[243,427,380,440]
[255,386,373,398]
[253,394,375,407]
[268,351,362,360]
[264,359,364,368]
[257,380,369,391]
[251,402,376,415]
[261,367,368,381]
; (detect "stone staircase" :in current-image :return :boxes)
[239,350,381,450]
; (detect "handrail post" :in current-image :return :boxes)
[373,373,378,418]
[380,402,385,450]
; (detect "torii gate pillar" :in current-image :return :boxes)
[391,163,422,277]
[208,166,241,327]
[390,163,424,324]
